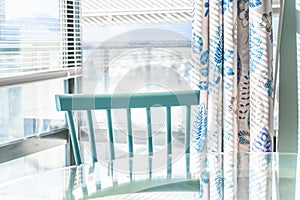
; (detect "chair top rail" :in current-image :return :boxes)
[55,90,200,111]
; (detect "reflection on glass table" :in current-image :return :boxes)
[0,153,298,200]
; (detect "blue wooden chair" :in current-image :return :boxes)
[56,90,200,197]
[55,90,200,166]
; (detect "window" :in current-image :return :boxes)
[79,0,193,161]
[81,0,192,94]
[0,0,60,74]
[0,0,81,170]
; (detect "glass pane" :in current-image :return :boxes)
[81,0,192,95]
[0,79,66,145]
[0,0,61,76]
[81,23,192,94]
[80,0,193,161]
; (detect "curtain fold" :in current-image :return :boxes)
[192,0,273,199]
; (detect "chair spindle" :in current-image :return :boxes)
[106,109,115,160]
[185,105,191,154]
[166,106,172,155]
[87,110,98,162]
[146,107,153,156]
[126,109,134,158]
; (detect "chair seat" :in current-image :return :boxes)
[88,179,199,198]
[82,153,198,198]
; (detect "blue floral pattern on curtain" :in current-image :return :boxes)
[192,0,273,199]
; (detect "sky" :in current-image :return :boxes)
[4,0,58,19]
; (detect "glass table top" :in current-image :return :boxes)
[0,153,298,200]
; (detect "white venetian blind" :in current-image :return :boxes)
[81,0,192,26]
[0,0,81,76]
[60,0,82,68]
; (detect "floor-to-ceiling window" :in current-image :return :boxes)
[78,0,282,162]
[79,0,194,162]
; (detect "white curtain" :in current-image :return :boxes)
[192,0,274,199]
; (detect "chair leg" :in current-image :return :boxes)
[67,111,82,165]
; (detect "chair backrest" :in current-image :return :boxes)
[55,90,200,166]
